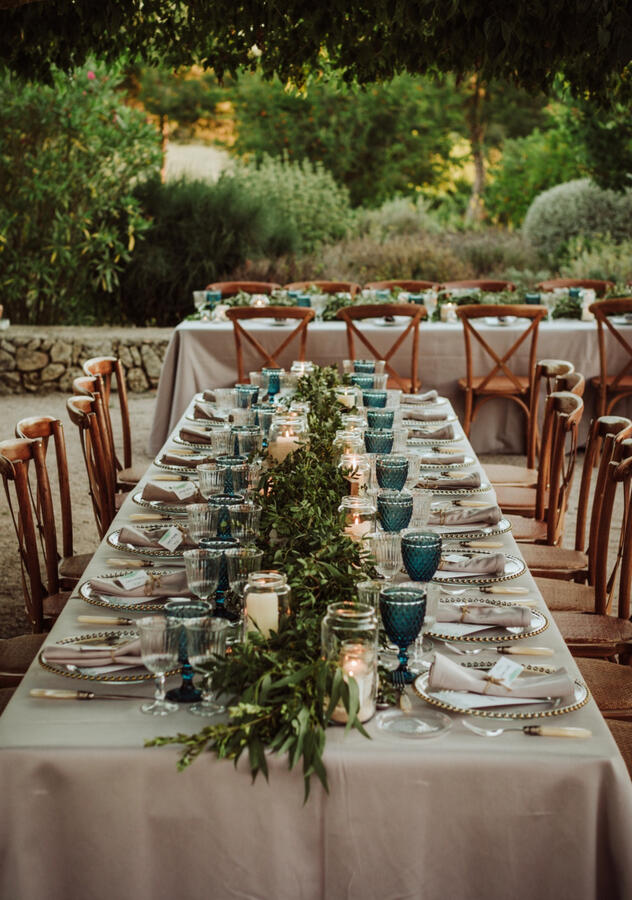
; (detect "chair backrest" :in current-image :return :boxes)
[532,391,584,546]
[224,306,316,383]
[0,437,60,631]
[205,282,281,297]
[536,278,614,297]
[438,280,516,293]
[593,438,632,616]
[363,280,435,292]
[456,304,547,394]
[554,371,585,395]
[66,395,115,538]
[15,416,74,562]
[526,359,577,467]
[82,356,132,472]
[284,281,361,297]
[336,303,427,393]
[589,297,632,413]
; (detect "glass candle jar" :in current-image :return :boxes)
[290,360,315,376]
[334,430,365,456]
[268,415,308,463]
[334,385,359,409]
[244,571,291,638]
[338,495,376,541]
[321,601,378,724]
[338,453,371,492]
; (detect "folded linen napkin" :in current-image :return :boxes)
[42,639,143,669]
[90,570,189,598]
[409,424,455,440]
[141,482,202,504]
[427,653,575,703]
[193,403,230,423]
[202,390,216,402]
[118,525,193,549]
[436,603,532,628]
[418,471,482,490]
[405,409,448,423]
[179,427,215,445]
[402,389,438,404]
[437,552,506,575]
[160,452,215,469]
[419,453,467,465]
[428,505,502,526]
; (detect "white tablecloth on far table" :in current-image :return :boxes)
[2,396,631,900]
[148,318,632,455]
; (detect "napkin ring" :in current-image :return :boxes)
[144,572,162,596]
[483,675,511,694]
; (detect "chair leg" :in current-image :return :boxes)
[462,389,473,436]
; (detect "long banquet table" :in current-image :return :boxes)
[149,317,632,456]
[2,394,632,900]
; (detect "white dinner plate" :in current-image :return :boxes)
[79,569,185,612]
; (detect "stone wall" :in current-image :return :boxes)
[0,326,172,394]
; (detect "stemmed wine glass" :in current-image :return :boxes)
[164,598,212,702]
[136,616,181,716]
[400,531,442,660]
[185,619,229,717]
[225,547,264,634]
[379,587,426,684]
[186,503,219,544]
[183,548,222,604]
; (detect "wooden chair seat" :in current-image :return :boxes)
[606,720,632,775]
[591,374,632,389]
[0,688,16,715]
[495,484,537,512]
[533,577,596,612]
[485,463,538,487]
[521,543,588,577]
[0,634,46,687]
[59,552,93,582]
[43,591,71,619]
[553,611,632,653]
[505,515,547,542]
[457,374,530,395]
[118,463,146,485]
[576,659,632,718]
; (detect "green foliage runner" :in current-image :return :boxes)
[148,367,376,799]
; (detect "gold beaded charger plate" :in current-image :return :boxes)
[172,433,219,450]
[79,569,184,612]
[153,456,206,476]
[401,396,449,407]
[416,453,476,470]
[432,549,525,585]
[427,599,548,644]
[402,411,458,427]
[430,516,512,540]
[38,632,177,684]
[107,524,189,559]
[132,489,197,516]
[413,661,589,720]
[407,433,463,446]
[416,477,493,497]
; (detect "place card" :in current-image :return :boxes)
[158,525,185,552]
[169,481,198,501]
[115,571,150,591]
[487,656,524,688]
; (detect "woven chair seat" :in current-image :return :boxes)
[59,552,93,582]
[505,515,548,542]
[0,634,46,687]
[457,374,530,394]
[521,544,587,576]
[118,463,146,486]
[591,374,632,389]
[42,591,71,619]
[553,611,632,648]
[495,484,537,515]
[485,463,538,487]
[606,719,632,776]
[576,658,632,716]
[0,688,16,715]
[534,577,596,612]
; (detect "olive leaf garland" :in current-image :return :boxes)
[147,366,377,800]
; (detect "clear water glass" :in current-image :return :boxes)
[137,616,181,716]
[186,503,220,544]
[410,488,433,528]
[213,389,236,416]
[404,452,421,489]
[185,619,229,717]
[363,531,402,581]
[356,578,383,611]
[228,502,262,540]
[392,426,409,453]
[197,464,226,499]
[386,389,403,408]
[183,548,222,603]
[225,547,264,610]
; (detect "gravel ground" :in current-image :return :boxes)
[0,389,618,637]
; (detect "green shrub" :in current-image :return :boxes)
[0,61,160,325]
[120,175,296,325]
[354,197,442,240]
[230,156,353,255]
[456,230,541,275]
[561,234,632,284]
[522,179,632,263]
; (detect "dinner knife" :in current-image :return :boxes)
[30,688,151,701]
[105,557,185,568]
[77,615,135,626]
[496,646,554,657]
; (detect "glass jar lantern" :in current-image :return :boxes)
[267,414,308,463]
[338,495,376,541]
[244,571,291,638]
[338,453,371,493]
[321,601,378,724]
[334,385,359,409]
[334,429,365,456]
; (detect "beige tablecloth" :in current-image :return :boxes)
[148,318,632,455]
[2,398,631,900]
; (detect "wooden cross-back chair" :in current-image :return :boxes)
[336,303,427,394]
[438,279,516,293]
[284,281,361,297]
[82,356,143,487]
[15,415,93,585]
[363,280,435,292]
[588,297,632,417]
[225,306,316,383]
[66,395,116,538]
[0,438,71,632]
[536,278,614,297]
[456,304,547,449]
[205,281,281,298]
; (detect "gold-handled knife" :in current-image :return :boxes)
[77,615,135,626]
[129,513,172,522]
[522,726,592,738]
[481,585,530,594]
[461,540,505,549]
[497,646,554,657]
[455,500,490,508]
[30,688,151,701]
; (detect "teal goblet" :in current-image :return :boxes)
[375,454,409,491]
[362,389,387,408]
[364,428,394,454]
[377,489,413,532]
[401,531,442,582]
[379,587,426,683]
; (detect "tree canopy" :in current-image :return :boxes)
[2,1,632,101]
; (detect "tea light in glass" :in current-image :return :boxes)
[321,602,378,724]
[339,496,376,541]
[441,301,457,323]
[335,385,359,409]
[244,571,291,638]
[250,294,270,308]
[290,360,315,376]
[268,415,307,462]
[338,453,371,491]
[334,430,365,456]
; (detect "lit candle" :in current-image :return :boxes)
[269,429,300,462]
[245,590,279,638]
[335,387,357,408]
[344,514,373,541]
[331,642,376,724]
[341,455,368,487]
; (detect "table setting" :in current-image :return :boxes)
[2,361,632,900]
